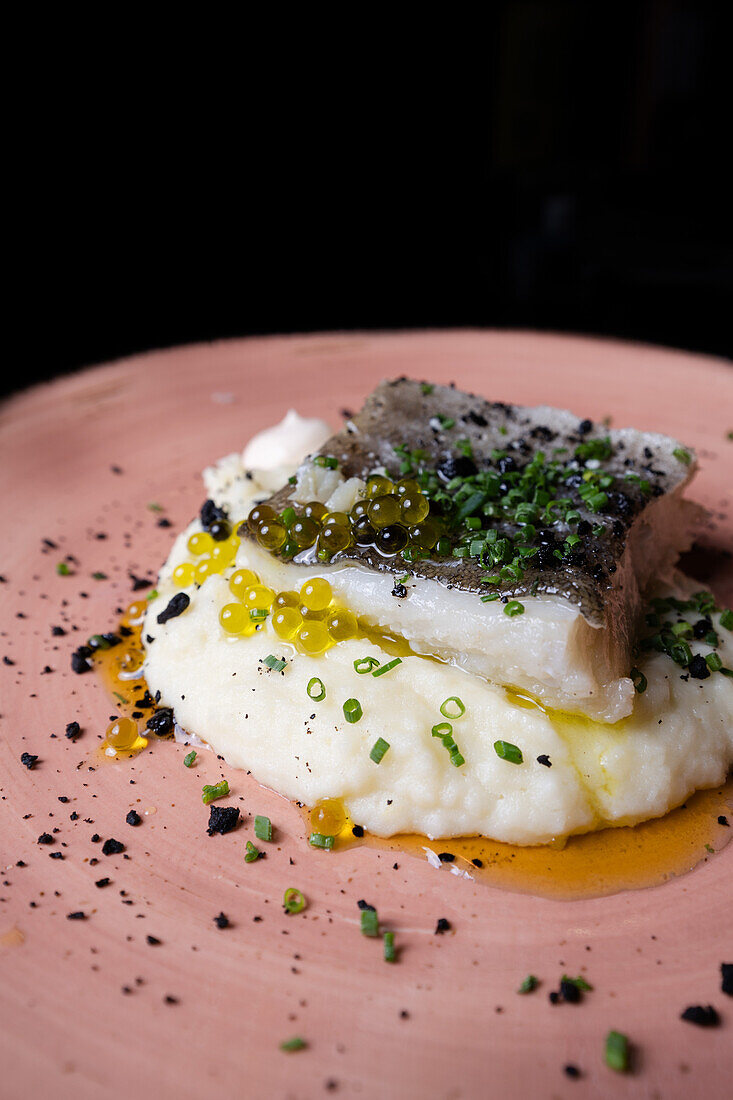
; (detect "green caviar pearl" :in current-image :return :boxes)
[303,501,328,522]
[272,607,302,640]
[219,603,248,634]
[408,518,441,550]
[247,503,276,533]
[317,524,352,559]
[365,475,394,498]
[256,521,287,551]
[352,516,377,545]
[367,495,402,529]
[376,525,408,555]
[400,493,430,524]
[298,621,332,655]
[274,590,300,609]
[396,477,422,497]
[289,517,320,549]
[327,608,358,641]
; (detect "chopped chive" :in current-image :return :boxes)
[450,751,465,767]
[604,1030,630,1072]
[354,657,380,674]
[705,652,723,671]
[360,908,379,937]
[630,667,647,694]
[92,571,107,580]
[314,455,339,469]
[56,562,71,575]
[720,609,733,631]
[263,655,287,671]
[372,658,402,677]
[202,780,230,804]
[283,887,306,914]
[280,1036,306,1052]
[183,750,197,768]
[562,974,593,992]
[254,815,272,842]
[146,588,158,601]
[309,832,334,850]
[518,974,538,994]
[244,840,261,862]
[420,382,434,395]
[369,738,390,764]
[504,600,525,617]
[383,931,396,962]
[673,447,692,465]
[343,698,363,723]
[481,592,500,602]
[494,740,523,765]
[249,608,269,621]
[431,722,453,741]
[307,677,326,701]
[440,696,465,719]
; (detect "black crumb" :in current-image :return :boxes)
[435,918,451,934]
[357,899,376,911]
[102,838,125,856]
[680,1005,720,1027]
[559,980,581,1004]
[164,995,179,1005]
[146,708,175,737]
[95,878,111,888]
[718,816,729,827]
[66,911,86,920]
[721,963,733,996]
[437,852,455,863]
[352,824,364,838]
[20,752,39,769]
[214,912,230,929]
[564,1065,581,1079]
[37,832,54,845]
[156,592,190,624]
[537,754,552,767]
[207,805,240,835]
[146,935,162,946]
[65,721,82,740]
[471,858,483,868]
[125,810,142,827]
[391,583,407,598]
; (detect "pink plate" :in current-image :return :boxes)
[1,332,731,1099]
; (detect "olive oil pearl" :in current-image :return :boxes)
[299,604,329,621]
[352,516,377,545]
[208,519,231,541]
[298,621,331,654]
[322,510,350,526]
[408,518,441,550]
[272,607,302,640]
[300,577,333,611]
[256,521,287,551]
[119,648,144,674]
[247,504,276,533]
[274,590,300,609]
[376,525,408,555]
[243,584,275,609]
[125,600,148,622]
[396,477,422,497]
[290,517,320,549]
[188,531,214,556]
[400,493,430,524]
[219,603,248,634]
[303,501,328,522]
[173,562,196,587]
[367,494,402,528]
[310,799,347,836]
[106,717,138,751]
[349,500,370,522]
[365,475,394,498]
[317,524,352,559]
[326,608,358,641]
[229,569,259,599]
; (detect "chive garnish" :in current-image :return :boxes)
[254,815,272,842]
[562,974,593,992]
[56,562,70,575]
[343,698,363,724]
[369,738,390,764]
[705,652,723,671]
[354,657,380,674]
[720,609,733,631]
[372,658,402,677]
[244,840,261,862]
[420,382,434,395]
[504,600,525,617]
[360,908,379,937]
[518,975,538,994]
[673,447,692,465]
[604,1030,630,1072]
[263,655,287,672]
[494,740,523,765]
[202,780,229,804]
[183,750,197,768]
[314,455,339,468]
[309,832,334,850]
[280,1036,306,1052]
[440,696,465,719]
[307,677,326,701]
[383,931,396,962]
[283,887,306,914]
[630,667,647,694]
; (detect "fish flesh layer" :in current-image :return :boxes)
[240,379,702,722]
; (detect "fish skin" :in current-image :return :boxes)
[242,379,699,628]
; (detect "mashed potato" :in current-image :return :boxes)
[142,421,733,845]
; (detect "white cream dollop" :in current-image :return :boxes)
[242,409,332,471]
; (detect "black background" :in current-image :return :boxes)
[7,1,731,400]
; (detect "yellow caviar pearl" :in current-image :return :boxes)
[195,558,217,583]
[274,590,300,609]
[241,620,260,637]
[272,607,302,640]
[243,584,275,610]
[219,603,248,634]
[299,604,329,621]
[367,494,402,528]
[106,717,138,751]
[300,577,333,611]
[188,531,214,556]
[326,608,358,641]
[310,798,347,836]
[229,569,259,599]
[400,493,430,524]
[297,621,332,654]
[172,562,196,588]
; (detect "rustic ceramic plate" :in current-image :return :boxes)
[1,332,731,1099]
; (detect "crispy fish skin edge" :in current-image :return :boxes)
[239,379,700,628]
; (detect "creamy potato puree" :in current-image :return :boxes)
[142,421,733,845]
